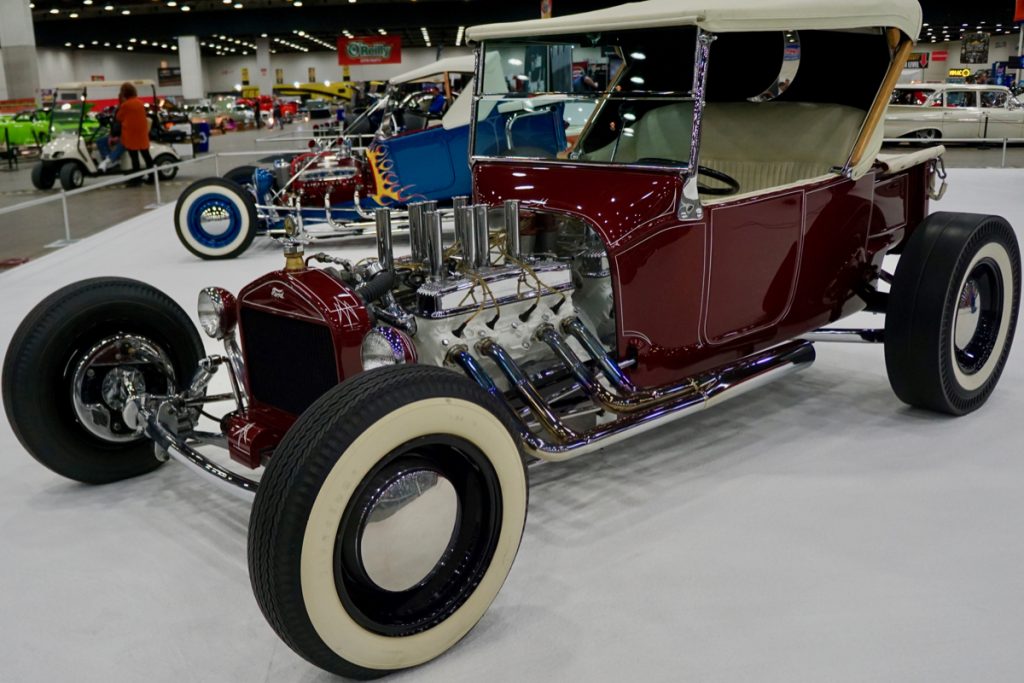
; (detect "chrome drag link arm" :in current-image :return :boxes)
[123,394,258,499]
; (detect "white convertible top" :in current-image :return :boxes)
[391,56,476,85]
[467,0,922,41]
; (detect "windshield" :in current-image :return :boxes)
[474,27,697,164]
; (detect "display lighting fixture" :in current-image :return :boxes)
[455,26,464,46]
[420,27,431,47]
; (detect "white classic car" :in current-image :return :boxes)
[885,83,1024,141]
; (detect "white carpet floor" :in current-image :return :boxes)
[1,170,1023,682]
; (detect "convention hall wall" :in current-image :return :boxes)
[13,45,473,99]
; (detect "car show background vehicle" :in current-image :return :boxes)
[885,83,1024,141]
[172,54,560,260]
[30,81,182,191]
[3,0,1023,680]
[0,109,56,147]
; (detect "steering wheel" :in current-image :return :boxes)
[634,158,740,197]
[696,166,740,196]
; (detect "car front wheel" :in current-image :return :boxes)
[248,365,528,679]
[2,277,204,483]
[885,212,1021,414]
[174,177,258,259]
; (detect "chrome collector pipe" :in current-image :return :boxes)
[449,319,815,462]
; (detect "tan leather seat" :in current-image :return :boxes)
[584,100,871,195]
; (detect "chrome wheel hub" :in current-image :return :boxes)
[954,279,982,351]
[359,470,457,593]
[198,204,232,237]
[71,334,177,443]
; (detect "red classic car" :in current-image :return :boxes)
[3,0,1019,679]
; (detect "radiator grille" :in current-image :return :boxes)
[240,306,339,415]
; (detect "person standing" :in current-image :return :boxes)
[116,82,153,186]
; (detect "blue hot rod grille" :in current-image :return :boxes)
[240,306,339,415]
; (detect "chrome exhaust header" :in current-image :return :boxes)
[374,207,394,272]
[454,322,815,462]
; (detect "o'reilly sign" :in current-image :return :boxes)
[338,36,402,65]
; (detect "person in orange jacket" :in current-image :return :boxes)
[115,82,153,185]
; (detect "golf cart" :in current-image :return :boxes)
[33,80,181,191]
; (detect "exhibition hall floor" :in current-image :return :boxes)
[1,170,1022,682]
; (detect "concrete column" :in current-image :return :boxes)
[177,35,205,100]
[255,38,273,97]
[0,0,41,101]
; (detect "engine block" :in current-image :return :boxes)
[412,261,576,368]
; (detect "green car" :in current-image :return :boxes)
[0,110,51,146]
[0,107,101,148]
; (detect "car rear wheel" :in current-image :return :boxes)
[2,277,205,483]
[912,129,941,141]
[59,162,85,190]
[174,177,258,259]
[248,365,528,679]
[31,163,56,190]
[885,212,1021,415]
[223,164,259,187]
[155,153,179,181]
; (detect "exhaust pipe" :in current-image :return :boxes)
[426,209,445,281]
[458,333,815,462]
[408,202,427,263]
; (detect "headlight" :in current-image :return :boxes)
[197,287,238,340]
[360,326,416,371]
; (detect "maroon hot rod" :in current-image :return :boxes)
[3,0,1020,678]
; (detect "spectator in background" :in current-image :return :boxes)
[96,103,125,172]
[272,100,284,130]
[116,82,153,186]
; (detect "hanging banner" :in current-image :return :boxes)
[308,67,316,82]
[241,67,250,85]
[905,52,929,70]
[541,0,553,18]
[338,36,402,65]
[960,32,990,64]
[1016,0,1024,22]
[275,68,284,85]
[932,50,948,62]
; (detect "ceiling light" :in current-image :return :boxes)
[78,43,85,48]
[83,0,92,4]
[233,3,242,7]
[69,11,79,17]
[180,5,190,10]
[65,41,72,47]
[167,0,176,5]
[121,9,129,14]
[49,8,59,13]
[103,4,113,10]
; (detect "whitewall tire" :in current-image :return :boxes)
[885,212,1020,415]
[174,177,258,259]
[248,365,528,679]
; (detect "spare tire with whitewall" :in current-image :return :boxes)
[174,177,258,259]
[248,365,529,679]
[2,277,205,484]
[885,212,1020,415]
